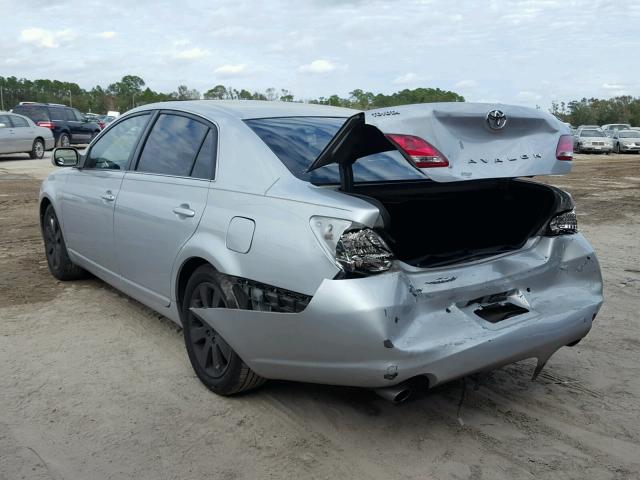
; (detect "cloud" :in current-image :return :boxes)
[454,79,477,88]
[516,90,543,103]
[393,72,418,85]
[298,59,338,74]
[97,31,116,39]
[19,27,75,48]
[214,64,247,77]
[602,83,625,90]
[175,47,209,60]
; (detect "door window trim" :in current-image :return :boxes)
[130,109,219,181]
[81,111,155,171]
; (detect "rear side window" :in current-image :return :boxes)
[49,107,66,120]
[190,129,216,179]
[136,114,209,177]
[13,105,49,122]
[245,117,424,185]
[10,116,29,127]
[0,114,11,128]
[84,114,150,170]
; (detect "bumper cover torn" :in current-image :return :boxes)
[192,234,603,389]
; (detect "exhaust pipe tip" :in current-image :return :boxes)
[374,385,413,404]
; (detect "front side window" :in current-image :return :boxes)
[64,109,77,121]
[84,114,150,170]
[10,115,29,128]
[136,114,209,177]
[0,114,11,128]
[245,117,425,184]
[72,109,84,121]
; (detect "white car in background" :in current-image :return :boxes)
[574,128,613,154]
[0,112,55,158]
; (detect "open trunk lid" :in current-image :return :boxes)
[308,103,572,183]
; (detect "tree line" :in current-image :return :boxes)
[551,97,640,127]
[3,74,635,126]
[0,75,464,114]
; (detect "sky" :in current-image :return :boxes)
[2,0,639,108]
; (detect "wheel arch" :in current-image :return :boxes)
[39,196,53,229]
[175,256,215,312]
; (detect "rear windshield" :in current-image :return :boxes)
[580,129,605,137]
[12,105,49,122]
[619,131,640,138]
[245,117,424,184]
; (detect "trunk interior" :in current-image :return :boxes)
[352,179,557,268]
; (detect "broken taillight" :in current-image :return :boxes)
[556,134,573,161]
[385,134,449,168]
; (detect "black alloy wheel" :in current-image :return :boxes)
[188,281,233,378]
[42,204,86,280]
[181,265,266,395]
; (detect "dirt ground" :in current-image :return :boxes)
[1,152,639,480]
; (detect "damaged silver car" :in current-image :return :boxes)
[40,101,603,401]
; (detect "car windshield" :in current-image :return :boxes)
[580,130,605,137]
[12,105,48,122]
[619,131,640,138]
[245,116,424,185]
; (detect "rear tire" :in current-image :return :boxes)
[57,133,70,147]
[181,265,266,396]
[42,204,87,280]
[29,138,45,159]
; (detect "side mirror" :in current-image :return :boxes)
[52,147,79,167]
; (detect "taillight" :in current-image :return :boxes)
[385,134,449,168]
[37,121,55,129]
[556,135,573,161]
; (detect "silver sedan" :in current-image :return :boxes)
[612,129,640,153]
[0,112,54,158]
[40,101,603,402]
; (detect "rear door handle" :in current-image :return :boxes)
[173,205,195,218]
[101,192,115,202]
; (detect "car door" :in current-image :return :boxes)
[73,108,93,141]
[9,115,34,151]
[64,108,85,143]
[114,112,216,305]
[60,113,152,274]
[0,114,16,153]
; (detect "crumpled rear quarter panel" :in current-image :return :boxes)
[192,233,603,389]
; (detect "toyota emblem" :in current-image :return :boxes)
[486,110,507,130]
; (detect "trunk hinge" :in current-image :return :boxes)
[340,163,354,192]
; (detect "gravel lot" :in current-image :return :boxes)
[1,152,639,480]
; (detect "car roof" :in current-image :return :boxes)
[131,100,359,120]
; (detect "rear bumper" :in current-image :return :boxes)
[579,146,611,152]
[44,138,55,150]
[192,234,603,388]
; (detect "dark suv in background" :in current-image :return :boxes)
[12,102,101,147]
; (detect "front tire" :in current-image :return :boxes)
[181,265,266,395]
[42,204,86,280]
[29,138,45,159]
